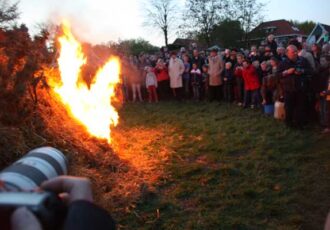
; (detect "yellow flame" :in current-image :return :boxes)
[54,21,120,143]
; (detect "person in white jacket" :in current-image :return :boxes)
[168,51,185,100]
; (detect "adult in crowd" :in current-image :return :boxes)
[266,34,278,55]
[278,44,312,128]
[168,51,185,100]
[127,56,143,102]
[276,46,287,61]
[191,49,205,70]
[208,48,224,102]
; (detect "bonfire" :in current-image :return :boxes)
[53,21,121,144]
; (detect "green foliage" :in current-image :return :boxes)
[211,19,244,48]
[182,0,229,46]
[182,0,266,47]
[109,38,159,56]
[290,20,316,35]
[116,102,330,229]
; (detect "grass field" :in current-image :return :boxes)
[111,101,330,230]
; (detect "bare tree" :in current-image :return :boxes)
[0,0,19,28]
[182,0,229,47]
[229,0,265,45]
[143,0,178,47]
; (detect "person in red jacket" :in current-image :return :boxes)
[242,59,261,109]
[155,59,170,100]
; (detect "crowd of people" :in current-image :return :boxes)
[120,34,330,133]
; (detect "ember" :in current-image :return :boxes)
[54,21,120,143]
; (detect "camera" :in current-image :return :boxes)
[0,147,68,230]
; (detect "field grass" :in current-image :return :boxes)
[111,101,330,230]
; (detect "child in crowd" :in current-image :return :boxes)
[201,64,209,101]
[222,62,234,103]
[145,66,158,103]
[261,57,278,115]
[183,54,191,99]
[190,63,202,101]
[234,54,244,106]
[242,59,261,109]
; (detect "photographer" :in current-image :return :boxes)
[11,176,116,230]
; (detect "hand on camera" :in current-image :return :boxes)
[11,176,93,230]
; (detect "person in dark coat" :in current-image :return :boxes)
[266,34,278,55]
[191,49,205,70]
[277,45,312,128]
[222,62,234,103]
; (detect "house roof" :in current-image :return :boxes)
[250,19,306,38]
[172,38,199,47]
[320,23,330,33]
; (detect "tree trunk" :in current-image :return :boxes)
[164,29,168,47]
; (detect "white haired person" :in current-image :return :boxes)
[208,48,224,102]
[266,34,278,55]
[168,51,185,100]
[278,44,312,128]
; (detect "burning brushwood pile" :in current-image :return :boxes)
[0,20,170,226]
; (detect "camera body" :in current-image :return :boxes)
[0,147,68,230]
[0,192,67,230]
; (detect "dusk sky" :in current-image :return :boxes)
[16,0,330,47]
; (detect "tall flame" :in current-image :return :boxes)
[54,21,120,143]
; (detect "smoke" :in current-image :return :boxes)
[18,0,147,45]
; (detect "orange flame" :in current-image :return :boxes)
[54,21,120,143]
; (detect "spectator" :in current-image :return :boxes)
[242,59,261,109]
[249,45,260,62]
[128,59,143,102]
[155,59,170,100]
[208,48,224,102]
[145,66,158,103]
[278,45,312,128]
[223,49,231,63]
[183,54,191,99]
[228,50,237,67]
[260,61,271,83]
[315,55,330,133]
[201,64,209,101]
[191,49,205,70]
[266,34,278,55]
[261,46,273,62]
[234,54,245,106]
[261,57,279,113]
[311,43,321,67]
[289,39,316,71]
[190,63,202,101]
[222,62,234,103]
[276,46,287,61]
[168,51,185,100]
